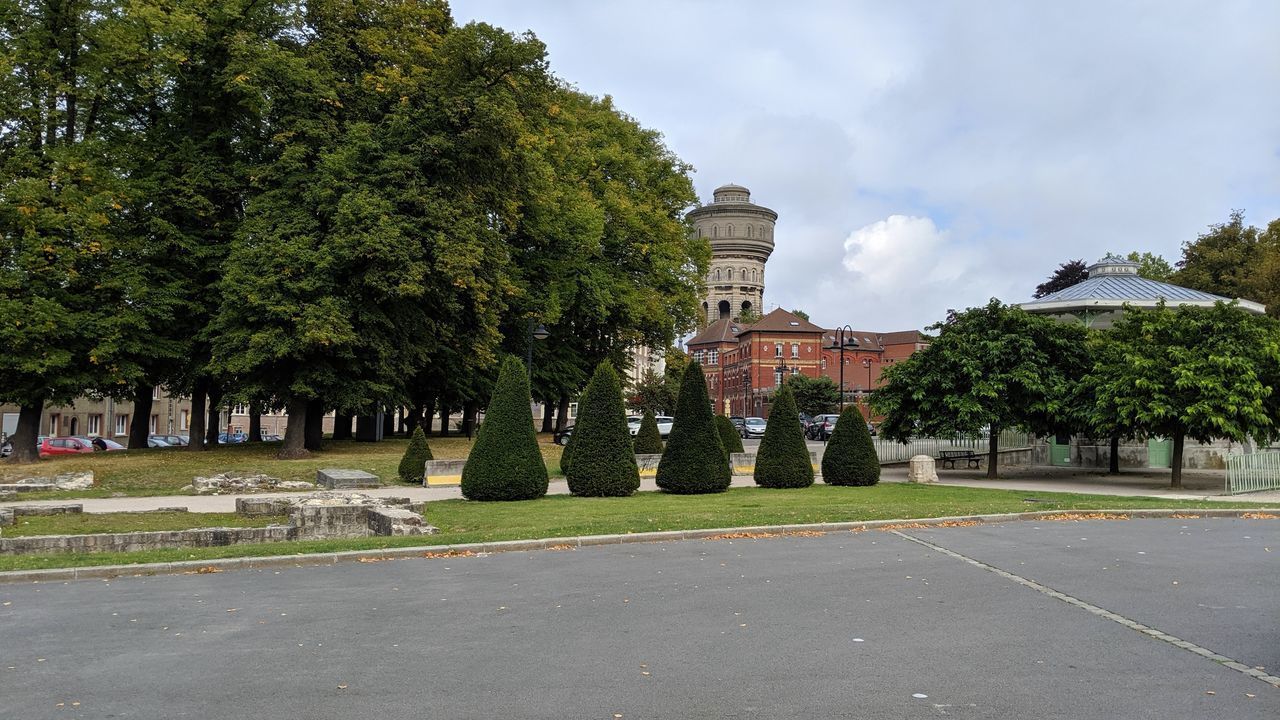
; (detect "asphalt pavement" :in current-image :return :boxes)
[2,517,1276,718]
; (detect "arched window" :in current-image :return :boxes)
[752,269,758,282]
[696,228,703,238]
[727,224,734,237]
[718,300,730,319]
[747,225,754,238]
[727,268,734,281]
[714,268,721,281]
[713,225,718,238]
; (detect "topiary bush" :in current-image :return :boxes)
[821,405,880,486]
[656,362,731,494]
[565,361,640,497]
[461,356,549,501]
[632,409,664,455]
[715,415,744,457]
[753,384,814,488]
[397,427,434,483]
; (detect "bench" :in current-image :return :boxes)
[939,450,983,469]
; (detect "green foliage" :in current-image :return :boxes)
[656,362,731,494]
[791,309,811,321]
[822,406,880,486]
[1033,259,1088,298]
[1173,210,1280,318]
[633,409,665,455]
[1083,303,1280,487]
[461,357,549,501]
[564,361,640,497]
[753,385,814,488]
[737,308,761,325]
[872,299,1089,477]
[786,374,841,416]
[628,370,676,416]
[1123,251,1175,282]
[397,427,434,484]
[715,415,744,456]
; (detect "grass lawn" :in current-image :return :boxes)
[0,435,565,499]
[2,512,287,537]
[1,483,1272,572]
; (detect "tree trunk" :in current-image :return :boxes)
[188,381,207,451]
[6,400,44,464]
[1108,435,1120,474]
[382,408,395,438]
[438,404,450,437]
[304,399,324,451]
[404,405,422,436]
[128,384,154,449]
[540,400,555,433]
[422,399,436,435]
[462,400,479,439]
[247,403,262,443]
[332,412,353,441]
[986,426,1000,479]
[1170,433,1185,489]
[205,389,222,448]
[278,397,309,458]
[555,394,570,432]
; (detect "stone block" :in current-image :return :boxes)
[235,498,292,517]
[634,454,662,477]
[13,504,83,517]
[290,504,371,539]
[908,455,939,483]
[0,483,55,493]
[316,468,381,489]
[0,508,12,527]
[0,489,15,501]
[423,459,466,487]
[367,507,438,536]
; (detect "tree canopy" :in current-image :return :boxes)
[1032,259,1088,298]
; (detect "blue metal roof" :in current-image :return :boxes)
[1026,275,1231,305]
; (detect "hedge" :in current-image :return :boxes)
[565,361,640,496]
[633,409,664,455]
[753,384,814,488]
[821,405,880,486]
[656,362,730,494]
[461,356,549,500]
[397,427,434,483]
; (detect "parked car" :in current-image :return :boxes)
[798,413,813,432]
[151,434,189,447]
[85,436,126,451]
[0,439,10,458]
[729,416,746,431]
[807,414,840,441]
[147,437,170,448]
[554,425,574,446]
[218,432,248,444]
[867,423,878,437]
[39,436,96,456]
[740,416,767,439]
[627,416,675,438]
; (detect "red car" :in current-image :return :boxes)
[39,436,96,456]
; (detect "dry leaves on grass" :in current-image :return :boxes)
[1170,513,1201,519]
[547,544,576,551]
[1240,512,1279,520]
[184,566,221,575]
[1036,513,1130,522]
[357,557,388,564]
[421,550,478,559]
[874,520,982,531]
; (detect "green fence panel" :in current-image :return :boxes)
[1225,451,1280,495]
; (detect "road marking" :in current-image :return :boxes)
[891,530,1280,689]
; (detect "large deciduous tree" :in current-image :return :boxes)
[785,374,840,416]
[1084,303,1280,488]
[1033,259,1088,298]
[1174,210,1280,318]
[872,299,1089,478]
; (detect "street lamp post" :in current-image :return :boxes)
[742,368,751,417]
[526,318,549,375]
[774,360,791,418]
[826,326,860,412]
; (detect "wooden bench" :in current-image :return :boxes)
[939,450,983,469]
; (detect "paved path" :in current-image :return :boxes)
[3,518,1276,718]
[4,464,1277,514]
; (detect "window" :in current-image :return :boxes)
[115,414,129,436]
[153,386,162,400]
[727,224,734,237]
[49,413,60,436]
[774,370,783,386]
[150,415,159,434]
[791,343,799,358]
[791,367,799,376]
[179,410,189,431]
[774,343,783,358]
[714,268,721,281]
[232,404,248,416]
[709,350,718,366]
[694,350,705,364]
[87,414,102,436]
[727,268,734,281]
[713,225,718,238]
[747,225,753,238]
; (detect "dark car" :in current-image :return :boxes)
[729,416,746,431]
[151,434,189,447]
[807,414,840,441]
[554,425,574,446]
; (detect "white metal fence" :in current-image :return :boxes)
[1225,450,1280,495]
[869,430,1034,464]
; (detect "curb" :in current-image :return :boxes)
[1,507,1275,585]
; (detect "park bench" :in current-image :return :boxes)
[939,449,983,469]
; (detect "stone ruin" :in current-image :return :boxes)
[0,471,95,494]
[183,473,317,495]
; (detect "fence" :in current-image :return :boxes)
[1225,450,1280,495]
[870,430,1033,465]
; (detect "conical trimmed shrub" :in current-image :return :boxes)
[461,356,549,501]
[822,405,880,486]
[632,409,664,455]
[753,384,814,488]
[565,361,640,497]
[656,362,730,494]
[398,427,434,483]
[715,415,744,457]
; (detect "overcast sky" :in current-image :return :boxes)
[453,1,1280,332]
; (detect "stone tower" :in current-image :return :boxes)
[687,183,777,327]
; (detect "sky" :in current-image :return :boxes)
[452,1,1280,332]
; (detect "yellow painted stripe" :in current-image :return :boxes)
[425,475,462,487]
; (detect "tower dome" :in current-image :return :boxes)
[687,184,778,327]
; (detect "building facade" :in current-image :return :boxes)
[687,184,777,327]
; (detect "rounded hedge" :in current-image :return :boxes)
[821,405,880,486]
[565,361,640,497]
[753,384,814,488]
[633,408,664,455]
[461,356,549,501]
[656,362,730,494]
[715,415,744,457]
[397,426,434,483]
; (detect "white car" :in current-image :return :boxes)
[628,416,674,438]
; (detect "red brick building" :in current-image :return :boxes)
[687,309,928,420]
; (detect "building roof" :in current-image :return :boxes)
[1019,255,1267,315]
[740,309,825,334]
[687,317,742,347]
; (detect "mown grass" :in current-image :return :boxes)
[0,436,565,499]
[2,512,287,537]
[1,484,1271,572]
